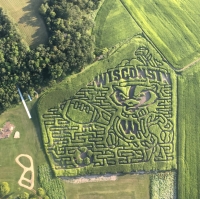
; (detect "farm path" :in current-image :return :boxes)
[175,57,200,72]
[15,154,34,190]
[61,174,117,184]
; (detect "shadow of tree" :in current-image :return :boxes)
[18,0,48,48]
[29,100,49,165]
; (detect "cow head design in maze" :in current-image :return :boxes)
[43,46,176,174]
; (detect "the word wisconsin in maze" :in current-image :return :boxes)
[42,45,177,176]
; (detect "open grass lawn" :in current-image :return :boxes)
[177,63,200,199]
[120,0,200,69]
[0,0,48,47]
[64,174,150,199]
[93,0,141,48]
[0,99,47,196]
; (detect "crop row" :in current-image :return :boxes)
[38,43,177,176]
[38,164,66,199]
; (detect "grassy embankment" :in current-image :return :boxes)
[0,99,47,196]
[93,0,141,48]
[177,63,200,199]
[0,0,48,47]
[120,0,200,69]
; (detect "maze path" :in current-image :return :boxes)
[42,45,176,175]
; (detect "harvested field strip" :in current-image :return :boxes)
[93,0,141,48]
[120,0,200,69]
[0,0,48,47]
[177,64,200,199]
[63,174,150,199]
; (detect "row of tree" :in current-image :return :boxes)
[0,0,102,112]
[0,181,49,199]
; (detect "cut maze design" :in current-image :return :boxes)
[42,46,176,175]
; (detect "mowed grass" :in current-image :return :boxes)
[93,0,141,48]
[177,64,200,199]
[64,174,150,199]
[0,0,48,47]
[0,99,47,195]
[120,0,200,69]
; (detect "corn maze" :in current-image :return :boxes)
[42,45,177,176]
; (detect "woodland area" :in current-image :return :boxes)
[0,0,101,112]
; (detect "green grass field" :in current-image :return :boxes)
[0,99,47,196]
[177,63,200,199]
[64,174,149,199]
[0,0,48,47]
[93,0,141,48]
[120,0,200,69]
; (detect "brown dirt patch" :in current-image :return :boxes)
[0,122,15,139]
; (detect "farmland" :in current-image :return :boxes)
[150,172,176,199]
[1,0,200,198]
[38,164,66,199]
[177,62,200,199]
[0,0,48,47]
[93,0,141,48]
[120,0,200,69]
[64,174,150,199]
[38,35,177,177]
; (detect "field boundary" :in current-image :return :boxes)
[119,1,175,69]
[172,57,200,72]
[93,0,141,48]
[93,0,115,47]
[119,0,200,73]
[176,72,200,198]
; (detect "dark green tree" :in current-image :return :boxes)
[17,192,29,199]
[0,182,10,198]
[37,187,46,197]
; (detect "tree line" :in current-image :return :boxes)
[0,181,49,199]
[0,0,102,112]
